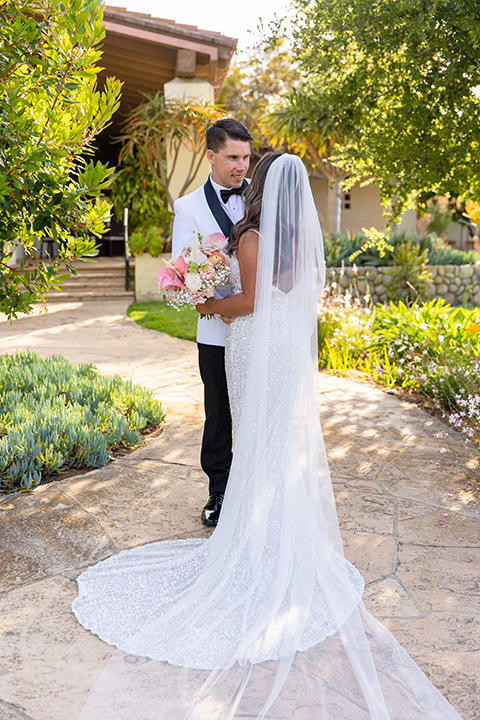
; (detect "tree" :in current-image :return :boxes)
[221,40,348,232]
[117,93,223,213]
[110,156,172,237]
[0,0,122,319]
[221,41,350,231]
[289,0,480,219]
[218,38,299,153]
[264,86,348,234]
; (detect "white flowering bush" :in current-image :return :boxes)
[412,353,480,450]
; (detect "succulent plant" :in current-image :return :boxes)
[0,351,165,492]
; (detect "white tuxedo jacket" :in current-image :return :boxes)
[172,181,242,347]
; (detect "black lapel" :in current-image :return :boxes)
[203,178,235,238]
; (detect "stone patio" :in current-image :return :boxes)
[0,300,478,720]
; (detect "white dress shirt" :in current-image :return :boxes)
[210,177,246,225]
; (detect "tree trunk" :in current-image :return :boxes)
[326,176,343,235]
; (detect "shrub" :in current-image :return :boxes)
[317,275,373,374]
[384,241,431,304]
[0,351,165,492]
[110,156,173,239]
[129,226,165,257]
[146,227,165,257]
[317,294,480,451]
[129,231,147,256]
[323,230,478,267]
[370,299,480,387]
[407,350,480,452]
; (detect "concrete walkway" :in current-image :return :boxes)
[0,300,478,720]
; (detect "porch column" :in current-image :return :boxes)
[164,76,215,202]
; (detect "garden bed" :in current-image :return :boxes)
[318,293,480,454]
[0,351,165,493]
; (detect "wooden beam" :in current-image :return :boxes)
[176,49,196,78]
[104,21,218,61]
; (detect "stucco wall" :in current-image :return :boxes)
[309,177,417,235]
[134,253,169,302]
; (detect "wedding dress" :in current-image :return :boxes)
[73,155,464,719]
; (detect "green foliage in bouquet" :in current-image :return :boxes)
[0,351,165,492]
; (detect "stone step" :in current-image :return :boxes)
[47,289,134,302]
[69,270,127,279]
[45,259,135,301]
[71,259,132,272]
[58,278,128,290]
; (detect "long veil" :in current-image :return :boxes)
[74,156,463,719]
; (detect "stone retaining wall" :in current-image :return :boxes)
[326,264,480,305]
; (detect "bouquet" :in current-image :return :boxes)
[157,230,230,312]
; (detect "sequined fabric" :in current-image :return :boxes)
[225,254,253,432]
[72,251,365,669]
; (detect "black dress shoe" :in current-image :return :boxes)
[202,492,224,526]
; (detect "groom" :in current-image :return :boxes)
[171,118,252,526]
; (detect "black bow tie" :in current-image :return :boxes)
[220,182,247,203]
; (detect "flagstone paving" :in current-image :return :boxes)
[0,300,478,720]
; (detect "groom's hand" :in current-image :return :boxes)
[220,315,236,325]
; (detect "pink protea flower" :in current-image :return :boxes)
[201,233,227,254]
[157,266,186,290]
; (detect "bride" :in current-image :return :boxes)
[73,154,463,719]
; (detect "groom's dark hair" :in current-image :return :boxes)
[206,118,252,152]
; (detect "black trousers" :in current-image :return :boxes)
[197,343,233,495]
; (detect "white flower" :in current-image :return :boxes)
[185,272,203,291]
[190,229,208,265]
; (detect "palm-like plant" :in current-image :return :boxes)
[263,88,348,235]
[118,93,223,211]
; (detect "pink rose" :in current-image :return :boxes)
[157,266,186,290]
[201,233,227,254]
[199,266,215,282]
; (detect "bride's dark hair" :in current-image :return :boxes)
[227,152,283,255]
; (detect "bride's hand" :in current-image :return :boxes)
[195,299,215,314]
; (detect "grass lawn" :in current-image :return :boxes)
[127,301,198,342]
